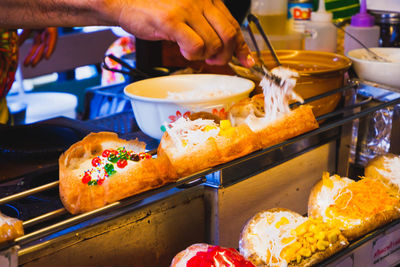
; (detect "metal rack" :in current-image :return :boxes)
[1,79,400,265]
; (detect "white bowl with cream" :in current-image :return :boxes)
[347,47,400,88]
[124,74,255,139]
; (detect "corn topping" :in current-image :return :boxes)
[281,217,341,264]
[218,120,236,136]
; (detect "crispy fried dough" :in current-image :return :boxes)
[59,132,177,214]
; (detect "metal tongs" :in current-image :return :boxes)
[230,14,285,87]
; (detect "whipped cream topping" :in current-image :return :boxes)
[241,211,306,267]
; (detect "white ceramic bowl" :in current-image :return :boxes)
[347,47,400,88]
[124,74,255,140]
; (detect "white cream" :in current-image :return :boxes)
[376,156,400,188]
[316,175,353,221]
[165,117,220,149]
[242,211,306,267]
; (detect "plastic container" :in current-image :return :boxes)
[344,0,380,54]
[250,0,288,35]
[304,0,337,52]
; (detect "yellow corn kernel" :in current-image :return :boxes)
[182,140,188,147]
[306,236,315,244]
[204,125,217,132]
[219,120,231,130]
[304,232,313,238]
[296,224,307,236]
[280,216,290,225]
[219,127,235,137]
[317,243,326,251]
[281,248,294,262]
[275,216,290,228]
[311,244,317,253]
[308,224,317,232]
[292,241,302,251]
[322,240,330,247]
[317,240,330,251]
[297,254,302,264]
[299,248,312,258]
[327,231,338,243]
[315,231,326,241]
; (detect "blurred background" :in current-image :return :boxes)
[6,0,399,127]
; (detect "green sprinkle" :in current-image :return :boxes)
[160,125,166,132]
[119,152,128,160]
[105,163,116,176]
[88,180,98,186]
[108,154,118,163]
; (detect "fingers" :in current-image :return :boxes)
[44,27,58,59]
[202,2,236,64]
[30,32,46,67]
[116,0,253,65]
[212,0,254,67]
[23,33,42,67]
[235,38,255,68]
[23,28,58,67]
[187,14,222,59]
[173,23,206,61]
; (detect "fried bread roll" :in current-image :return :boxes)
[365,153,400,194]
[59,132,176,214]
[157,117,258,177]
[0,213,24,243]
[239,208,348,267]
[170,243,255,267]
[308,172,400,241]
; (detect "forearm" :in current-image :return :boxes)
[0,0,117,28]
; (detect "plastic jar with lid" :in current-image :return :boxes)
[371,11,400,47]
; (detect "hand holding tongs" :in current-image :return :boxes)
[230,14,285,87]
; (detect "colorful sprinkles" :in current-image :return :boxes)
[81,147,151,186]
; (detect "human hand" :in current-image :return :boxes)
[102,0,254,67]
[18,28,58,67]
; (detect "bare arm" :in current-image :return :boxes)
[0,0,254,67]
[0,0,107,28]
